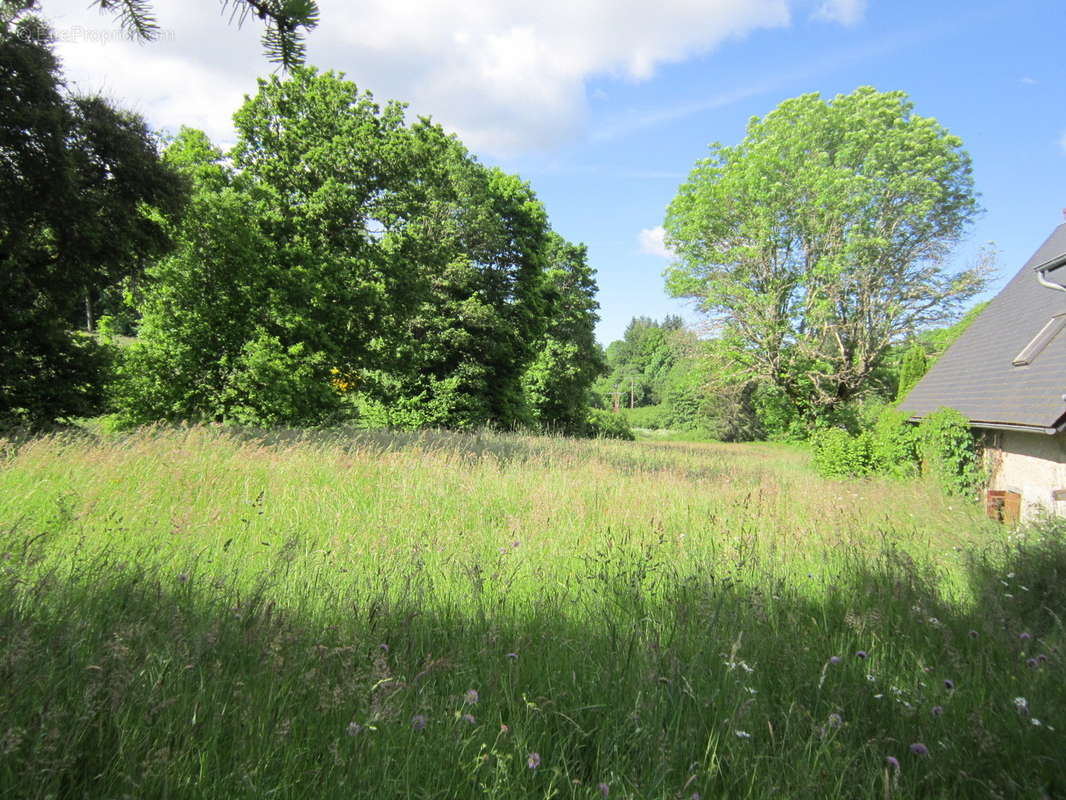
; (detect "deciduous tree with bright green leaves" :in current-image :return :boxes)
[664,87,986,426]
[114,70,597,432]
[522,233,605,435]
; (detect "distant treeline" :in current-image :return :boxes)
[594,305,987,441]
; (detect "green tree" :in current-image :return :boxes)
[116,73,564,431]
[598,315,684,408]
[522,233,605,434]
[665,87,985,426]
[895,344,928,401]
[115,66,416,427]
[0,6,184,428]
[370,121,552,429]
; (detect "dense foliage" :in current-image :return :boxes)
[811,406,980,497]
[111,70,603,432]
[0,6,185,429]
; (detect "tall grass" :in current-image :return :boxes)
[0,426,1062,798]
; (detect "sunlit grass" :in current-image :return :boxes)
[0,426,1062,797]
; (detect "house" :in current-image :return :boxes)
[899,223,1066,522]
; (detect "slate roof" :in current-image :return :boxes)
[898,224,1066,433]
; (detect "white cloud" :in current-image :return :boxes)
[639,226,675,259]
[1020,76,1038,85]
[40,0,798,156]
[813,0,866,26]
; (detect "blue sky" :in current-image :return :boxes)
[41,0,1066,345]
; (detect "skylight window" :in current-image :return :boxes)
[1012,314,1066,366]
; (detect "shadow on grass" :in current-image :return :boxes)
[0,521,1064,799]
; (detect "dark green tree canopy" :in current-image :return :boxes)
[1,7,185,427]
[665,86,985,421]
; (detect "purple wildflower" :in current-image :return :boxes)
[943,679,955,691]
[931,705,944,717]
[465,689,479,705]
[1038,653,1049,664]
[829,656,842,665]
[597,783,610,798]
[1027,657,1039,669]
[506,652,519,660]
[527,752,541,769]
[884,755,900,770]
[461,713,476,725]
[909,743,929,756]
[411,714,428,730]
[856,650,868,660]
[1019,632,1032,641]
[827,713,843,729]
[968,630,979,639]
[379,643,389,653]
[346,721,364,736]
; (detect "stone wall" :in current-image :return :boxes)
[984,429,1066,521]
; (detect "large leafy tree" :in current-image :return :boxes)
[117,68,414,427]
[522,233,605,434]
[0,6,184,428]
[359,120,553,429]
[664,87,984,423]
[116,72,563,431]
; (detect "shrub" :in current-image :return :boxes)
[586,408,635,440]
[810,428,873,478]
[621,404,670,430]
[917,407,982,496]
[869,408,919,478]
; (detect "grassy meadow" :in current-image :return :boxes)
[0,426,1063,798]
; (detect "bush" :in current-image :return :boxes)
[586,408,635,440]
[620,404,670,430]
[869,408,919,478]
[810,428,873,478]
[917,407,982,497]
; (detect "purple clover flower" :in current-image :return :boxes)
[931,705,944,717]
[829,656,842,665]
[411,714,428,730]
[597,783,610,798]
[465,689,479,705]
[968,629,979,639]
[909,743,929,756]
[527,752,541,769]
[884,755,900,770]
[1019,632,1032,641]
[461,713,476,725]
[943,679,955,691]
